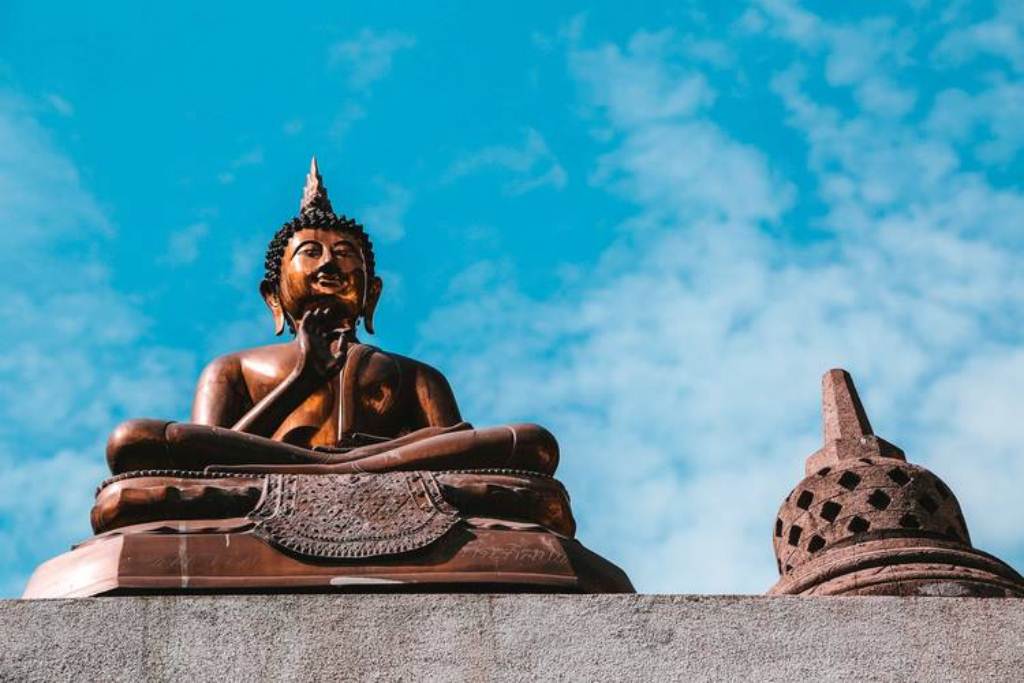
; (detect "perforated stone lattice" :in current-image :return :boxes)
[773,458,970,576]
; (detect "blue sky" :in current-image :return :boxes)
[2,1,1023,596]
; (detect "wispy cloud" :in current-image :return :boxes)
[750,0,917,117]
[926,81,1024,164]
[45,94,73,117]
[358,180,411,243]
[328,28,417,90]
[217,147,264,185]
[419,4,1024,592]
[329,102,366,140]
[934,0,1024,73]
[161,222,209,265]
[445,128,568,195]
[0,88,196,595]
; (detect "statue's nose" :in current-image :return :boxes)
[316,259,341,276]
[308,250,334,272]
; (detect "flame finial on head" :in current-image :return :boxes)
[300,156,334,215]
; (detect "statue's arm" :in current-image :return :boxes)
[192,353,327,437]
[209,311,344,437]
[414,363,463,427]
[191,355,253,427]
[230,369,322,437]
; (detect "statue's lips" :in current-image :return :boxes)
[313,275,346,290]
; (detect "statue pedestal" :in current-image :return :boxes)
[23,526,632,598]
[4,594,1024,680]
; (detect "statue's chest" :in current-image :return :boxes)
[271,345,405,447]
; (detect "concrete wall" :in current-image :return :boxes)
[2,594,1022,681]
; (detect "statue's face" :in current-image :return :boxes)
[278,228,369,325]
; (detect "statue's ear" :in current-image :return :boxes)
[260,281,287,336]
[363,276,383,335]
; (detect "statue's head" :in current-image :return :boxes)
[260,158,383,336]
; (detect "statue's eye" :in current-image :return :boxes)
[298,244,322,258]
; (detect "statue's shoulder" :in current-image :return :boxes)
[200,342,297,386]
[353,345,460,422]
[354,345,448,383]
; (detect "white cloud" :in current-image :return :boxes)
[328,29,417,90]
[45,94,73,117]
[417,6,1024,593]
[926,81,1024,163]
[230,148,263,167]
[161,222,209,266]
[569,29,716,128]
[446,128,568,195]
[323,29,414,141]
[228,238,264,290]
[0,92,109,243]
[217,148,264,184]
[0,89,197,596]
[756,1,918,118]
[934,0,1024,72]
[329,101,367,139]
[358,181,411,243]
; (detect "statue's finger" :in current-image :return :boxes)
[327,352,346,373]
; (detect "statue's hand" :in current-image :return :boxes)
[294,308,349,384]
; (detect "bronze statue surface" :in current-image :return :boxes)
[23,158,633,597]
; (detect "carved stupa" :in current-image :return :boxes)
[769,369,1024,597]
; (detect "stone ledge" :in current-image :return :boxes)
[2,594,1022,681]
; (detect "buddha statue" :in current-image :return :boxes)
[105,158,558,479]
[23,158,632,597]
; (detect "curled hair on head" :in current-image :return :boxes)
[261,208,376,333]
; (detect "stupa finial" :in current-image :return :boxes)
[300,155,334,215]
[821,369,873,443]
[804,368,903,475]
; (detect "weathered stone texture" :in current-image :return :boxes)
[2,594,1023,681]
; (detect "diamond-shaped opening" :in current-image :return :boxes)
[817,467,831,476]
[784,564,793,574]
[934,479,952,500]
[899,513,920,529]
[867,489,891,510]
[807,535,826,553]
[918,493,938,514]
[887,467,910,486]
[820,501,842,522]
[796,490,814,510]
[787,525,803,547]
[847,516,870,533]
[838,471,862,490]
[775,518,783,537]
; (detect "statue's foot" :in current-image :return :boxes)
[106,420,560,476]
[106,419,331,474]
